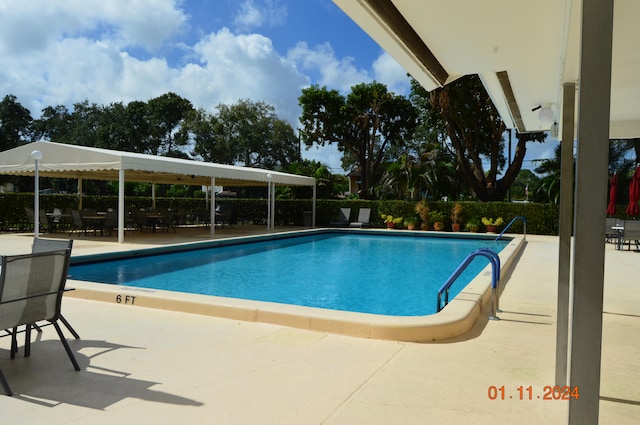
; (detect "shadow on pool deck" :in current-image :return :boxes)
[0,232,638,424]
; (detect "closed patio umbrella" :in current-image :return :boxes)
[626,167,640,217]
[607,173,618,216]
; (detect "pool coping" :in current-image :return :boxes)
[65,228,527,342]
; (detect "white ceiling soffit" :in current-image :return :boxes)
[334,0,640,138]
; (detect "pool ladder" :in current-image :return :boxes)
[494,215,527,242]
[436,248,502,320]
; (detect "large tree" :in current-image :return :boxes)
[299,82,417,198]
[189,99,299,169]
[146,92,193,157]
[0,95,33,151]
[411,76,546,201]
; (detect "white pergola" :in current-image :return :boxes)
[333,0,639,423]
[0,141,316,243]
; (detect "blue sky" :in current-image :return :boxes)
[0,0,554,172]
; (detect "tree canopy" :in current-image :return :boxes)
[298,82,417,198]
[411,75,546,201]
[0,95,33,151]
[187,99,300,170]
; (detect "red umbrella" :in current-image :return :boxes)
[626,167,640,217]
[607,173,618,216]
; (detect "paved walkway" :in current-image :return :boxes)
[0,231,638,424]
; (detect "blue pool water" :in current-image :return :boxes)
[70,233,507,316]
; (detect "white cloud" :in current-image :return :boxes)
[287,42,370,93]
[175,28,309,124]
[0,0,187,55]
[233,0,287,32]
[372,52,411,95]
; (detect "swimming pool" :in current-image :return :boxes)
[67,229,525,341]
[70,232,507,316]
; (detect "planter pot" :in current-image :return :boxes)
[433,222,445,231]
[420,223,430,231]
[386,222,395,229]
[486,225,497,233]
[452,223,461,232]
[407,223,416,230]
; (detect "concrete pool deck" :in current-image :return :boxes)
[0,228,638,424]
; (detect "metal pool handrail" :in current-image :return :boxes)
[494,216,527,242]
[436,248,501,319]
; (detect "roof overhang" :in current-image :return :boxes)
[333,0,640,138]
[0,141,316,187]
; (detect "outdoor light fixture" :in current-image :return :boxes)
[31,149,43,239]
[538,106,555,122]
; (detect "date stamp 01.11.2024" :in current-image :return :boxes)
[487,385,580,401]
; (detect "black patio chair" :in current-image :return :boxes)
[329,208,351,227]
[31,238,80,339]
[0,249,80,395]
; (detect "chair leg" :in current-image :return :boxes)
[0,368,12,396]
[52,322,80,371]
[59,315,80,339]
[10,327,17,359]
[24,325,31,358]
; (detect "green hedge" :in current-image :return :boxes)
[0,193,560,235]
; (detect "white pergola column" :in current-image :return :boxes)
[267,175,272,232]
[568,0,613,423]
[210,178,215,237]
[77,178,83,210]
[118,169,125,243]
[312,183,317,227]
[555,82,576,386]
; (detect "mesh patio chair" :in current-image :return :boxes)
[0,249,80,395]
[349,208,371,228]
[621,220,640,250]
[329,208,351,227]
[31,238,80,339]
[68,210,87,236]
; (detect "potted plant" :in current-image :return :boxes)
[415,200,430,230]
[481,217,504,233]
[465,218,480,233]
[381,214,403,229]
[429,211,445,231]
[404,215,418,230]
[451,203,463,232]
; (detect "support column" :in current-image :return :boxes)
[78,178,83,210]
[568,0,613,423]
[555,82,576,386]
[210,178,215,237]
[271,181,276,230]
[267,175,272,232]
[118,169,125,243]
[312,183,317,227]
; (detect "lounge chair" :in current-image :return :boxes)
[349,208,371,228]
[329,208,351,227]
[31,238,80,339]
[0,249,81,395]
[621,220,640,250]
[605,217,618,243]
